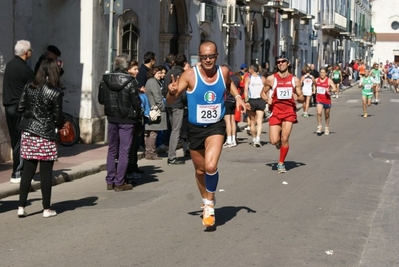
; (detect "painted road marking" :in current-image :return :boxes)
[347,100,359,103]
[390,99,399,103]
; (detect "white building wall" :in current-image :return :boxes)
[371,0,399,63]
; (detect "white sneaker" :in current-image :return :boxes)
[10,178,21,184]
[254,140,262,147]
[17,207,27,218]
[223,142,232,148]
[316,126,322,134]
[43,209,57,218]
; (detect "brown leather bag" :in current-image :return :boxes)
[59,120,75,143]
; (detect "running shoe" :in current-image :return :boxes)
[363,113,368,118]
[254,140,262,147]
[303,113,309,118]
[202,204,215,227]
[316,125,322,134]
[277,163,286,173]
[230,142,237,148]
[324,127,330,135]
[223,142,232,148]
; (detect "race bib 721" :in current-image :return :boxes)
[316,86,326,94]
[276,87,293,99]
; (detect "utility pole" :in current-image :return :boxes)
[104,0,114,143]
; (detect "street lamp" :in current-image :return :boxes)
[309,22,321,65]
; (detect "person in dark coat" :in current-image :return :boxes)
[17,58,64,218]
[98,54,143,191]
[34,45,64,76]
[2,40,34,184]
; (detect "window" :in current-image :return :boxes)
[392,21,399,30]
[122,24,139,61]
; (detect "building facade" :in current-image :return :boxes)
[371,0,399,63]
[0,0,374,163]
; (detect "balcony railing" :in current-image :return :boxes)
[322,10,347,31]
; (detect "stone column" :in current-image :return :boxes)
[177,34,192,56]
[159,33,174,65]
[245,41,254,65]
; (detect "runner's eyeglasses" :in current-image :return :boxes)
[199,54,218,60]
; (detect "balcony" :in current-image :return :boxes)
[263,0,289,9]
[237,0,271,5]
[321,10,347,32]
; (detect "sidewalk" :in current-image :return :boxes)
[1,83,358,199]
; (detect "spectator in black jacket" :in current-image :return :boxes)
[136,51,156,88]
[163,54,188,165]
[98,54,143,192]
[2,40,34,184]
[17,58,64,218]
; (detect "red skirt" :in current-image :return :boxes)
[21,131,58,161]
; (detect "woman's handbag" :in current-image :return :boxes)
[58,120,75,142]
[149,105,161,121]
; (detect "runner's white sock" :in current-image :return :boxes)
[227,136,232,143]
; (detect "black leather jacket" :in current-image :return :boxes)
[98,70,143,124]
[18,84,64,140]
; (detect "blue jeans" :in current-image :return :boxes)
[106,122,134,186]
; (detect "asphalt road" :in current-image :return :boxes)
[1,86,399,267]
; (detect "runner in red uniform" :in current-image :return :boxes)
[261,56,304,173]
[315,67,337,135]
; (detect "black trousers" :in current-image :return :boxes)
[5,105,23,178]
[19,159,54,210]
[126,122,144,174]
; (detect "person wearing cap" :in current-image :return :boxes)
[260,56,304,173]
[34,45,64,76]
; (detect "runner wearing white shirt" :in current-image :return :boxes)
[244,64,266,147]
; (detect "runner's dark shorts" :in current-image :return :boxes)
[247,98,266,112]
[188,120,226,150]
[225,101,236,115]
[332,79,341,85]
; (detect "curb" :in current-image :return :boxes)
[0,152,147,200]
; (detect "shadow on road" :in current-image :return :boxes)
[188,205,257,231]
[53,196,98,214]
[0,198,42,214]
[265,161,306,171]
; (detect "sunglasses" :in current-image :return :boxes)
[277,60,287,64]
[198,54,218,60]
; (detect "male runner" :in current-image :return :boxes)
[244,63,266,147]
[167,41,246,227]
[389,62,399,93]
[261,56,304,173]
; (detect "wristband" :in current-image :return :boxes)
[234,95,241,99]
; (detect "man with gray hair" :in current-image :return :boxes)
[98,54,143,191]
[2,40,34,184]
